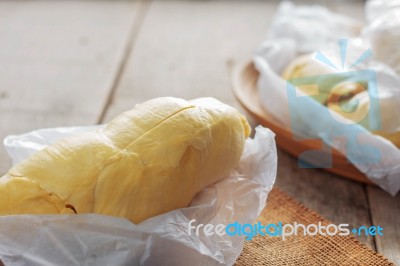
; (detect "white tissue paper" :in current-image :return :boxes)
[254,2,400,195]
[0,125,277,266]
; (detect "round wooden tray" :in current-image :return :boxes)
[232,61,374,185]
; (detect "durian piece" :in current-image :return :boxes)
[283,54,400,148]
[282,54,344,104]
[327,84,370,126]
[282,54,367,105]
[0,97,251,223]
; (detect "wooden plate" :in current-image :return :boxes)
[232,61,374,185]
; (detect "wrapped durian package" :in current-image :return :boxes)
[0,98,277,266]
[254,2,400,195]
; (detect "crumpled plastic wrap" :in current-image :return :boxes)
[0,125,277,266]
[254,2,400,195]
[364,0,400,74]
[267,2,362,53]
[365,0,400,22]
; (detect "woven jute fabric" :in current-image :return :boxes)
[236,188,394,266]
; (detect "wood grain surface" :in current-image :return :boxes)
[0,0,398,265]
[0,0,139,172]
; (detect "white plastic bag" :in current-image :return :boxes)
[267,2,362,53]
[0,125,277,266]
[364,0,400,74]
[254,2,400,195]
[365,0,400,22]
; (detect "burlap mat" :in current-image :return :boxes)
[236,188,394,266]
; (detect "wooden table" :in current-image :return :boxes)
[0,0,398,265]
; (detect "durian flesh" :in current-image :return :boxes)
[282,54,400,148]
[0,97,251,223]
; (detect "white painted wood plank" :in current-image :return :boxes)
[0,1,138,173]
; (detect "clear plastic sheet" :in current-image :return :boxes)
[254,2,400,195]
[0,125,277,266]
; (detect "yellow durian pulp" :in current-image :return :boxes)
[0,97,251,223]
[282,54,400,148]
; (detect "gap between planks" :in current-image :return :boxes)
[364,184,377,251]
[97,0,152,124]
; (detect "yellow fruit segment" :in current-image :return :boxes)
[283,54,400,148]
[0,97,250,223]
